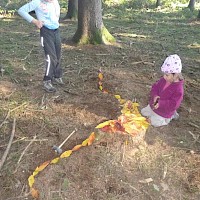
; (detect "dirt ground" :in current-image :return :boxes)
[0,11,200,200]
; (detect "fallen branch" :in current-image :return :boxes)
[188,122,200,129]
[0,110,10,129]
[0,137,26,148]
[14,135,37,173]
[21,46,34,61]
[0,118,16,171]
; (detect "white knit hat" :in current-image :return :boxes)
[161,54,182,73]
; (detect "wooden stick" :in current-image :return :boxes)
[17,135,37,164]
[0,118,16,171]
[0,110,10,129]
[14,135,37,173]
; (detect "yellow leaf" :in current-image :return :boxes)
[119,99,126,104]
[72,144,82,151]
[82,138,89,146]
[95,120,114,129]
[50,157,60,164]
[99,85,103,90]
[132,116,147,121]
[88,132,95,146]
[32,171,39,177]
[98,73,103,81]
[114,95,121,99]
[30,187,39,199]
[60,150,72,158]
[28,175,35,188]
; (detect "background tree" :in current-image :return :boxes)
[63,0,78,20]
[188,0,195,11]
[197,10,200,19]
[156,0,161,8]
[73,0,115,44]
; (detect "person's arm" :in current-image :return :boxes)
[158,90,183,113]
[150,78,163,104]
[18,0,43,29]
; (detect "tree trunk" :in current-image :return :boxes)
[63,0,78,20]
[156,0,161,8]
[197,10,200,19]
[188,0,195,11]
[73,0,115,45]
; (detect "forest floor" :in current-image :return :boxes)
[0,5,200,200]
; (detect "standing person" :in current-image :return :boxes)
[141,54,184,127]
[18,0,64,93]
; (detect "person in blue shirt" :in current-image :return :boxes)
[18,0,64,93]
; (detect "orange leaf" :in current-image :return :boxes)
[100,125,112,133]
[60,150,72,158]
[88,132,95,146]
[96,120,115,129]
[72,144,82,151]
[36,161,50,172]
[98,81,103,86]
[103,89,109,94]
[30,187,39,199]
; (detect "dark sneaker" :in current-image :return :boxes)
[43,80,56,93]
[54,77,64,85]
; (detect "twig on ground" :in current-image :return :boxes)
[0,137,26,148]
[0,110,10,129]
[121,180,142,194]
[0,118,16,171]
[131,61,154,66]
[14,135,37,173]
[21,46,34,61]
[188,131,200,144]
[188,122,200,129]
[0,102,27,129]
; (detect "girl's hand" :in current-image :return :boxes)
[32,19,44,29]
[154,102,159,109]
[153,96,160,109]
[154,96,160,104]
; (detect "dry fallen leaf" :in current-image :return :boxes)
[72,144,82,151]
[88,132,95,146]
[28,175,35,188]
[30,187,39,199]
[60,150,72,159]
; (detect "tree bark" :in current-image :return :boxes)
[188,0,195,11]
[156,0,161,8]
[73,0,115,45]
[197,10,200,19]
[63,0,78,20]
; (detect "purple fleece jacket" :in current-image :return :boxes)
[149,77,184,118]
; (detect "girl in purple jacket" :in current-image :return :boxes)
[141,54,184,127]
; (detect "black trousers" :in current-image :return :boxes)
[40,26,62,81]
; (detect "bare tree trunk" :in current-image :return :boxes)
[156,0,161,8]
[63,0,78,20]
[188,0,195,11]
[73,0,115,44]
[197,10,200,19]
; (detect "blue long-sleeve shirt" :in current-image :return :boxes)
[18,0,60,30]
